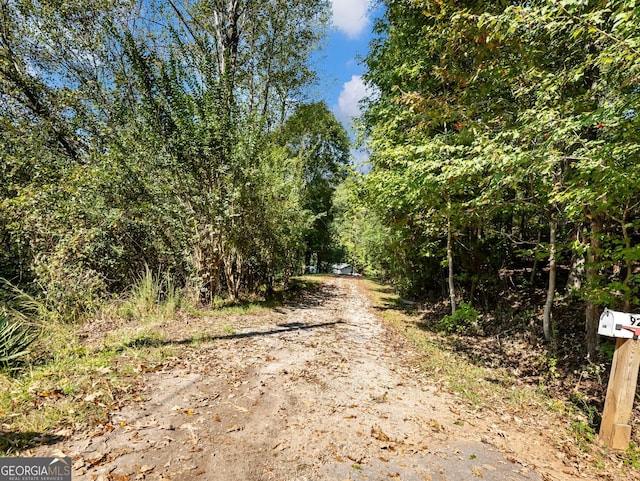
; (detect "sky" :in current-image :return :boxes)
[319,0,381,154]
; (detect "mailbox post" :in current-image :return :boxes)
[598,308,640,449]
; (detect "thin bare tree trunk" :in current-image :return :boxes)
[623,220,632,312]
[447,208,456,315]
[543,215,557,342]
[616,202,637,312]
[567,226,586,292]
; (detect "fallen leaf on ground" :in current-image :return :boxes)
[138,465,155,473]
[86,453,106,468]
[84,393,101,403]
[371,425,391,442]
[108,474,130,481]
[430,419,445,433]
[346,454,363,464]
[38,390,64,399]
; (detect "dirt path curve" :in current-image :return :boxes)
[45,277,542,481]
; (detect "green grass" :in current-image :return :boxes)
[117,266,181,323]
[184,302,268,317]
[1,346,116,454]
[0,316,179,455]
[621,442,640,468]
[0,312,38,371]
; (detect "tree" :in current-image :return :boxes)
[277,102,350,271]
[1,0,333,317]
[357,0,640,355]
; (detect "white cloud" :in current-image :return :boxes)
[331,0,371,39]
[337,75,371,123]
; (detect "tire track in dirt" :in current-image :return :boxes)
[38,276,542,481]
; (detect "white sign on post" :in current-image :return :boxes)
[598,308,640,339]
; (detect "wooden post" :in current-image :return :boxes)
[598,337,640,449]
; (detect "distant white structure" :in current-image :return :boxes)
[332,263,357,276]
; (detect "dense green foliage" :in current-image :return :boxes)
[278,102,351,270]
[346,0,640,355]
[1,0,349,321]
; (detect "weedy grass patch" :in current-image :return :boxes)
[0,342,124,455]
[118,266,181,323]
[0,311,177,454]
[0,312,38,372]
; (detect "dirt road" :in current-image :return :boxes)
[40,277,543,481]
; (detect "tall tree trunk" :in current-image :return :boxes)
[543,215,557,342]
[623,243,632,312]
[585,214,603,358]
[620,205,634,312]
[212,0,241,108]
[567,228,586,294]
[447,208,456,315]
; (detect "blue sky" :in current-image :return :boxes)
[318,1,381,139]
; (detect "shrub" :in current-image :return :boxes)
[436,301,479,334]
[33,255,107,323]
